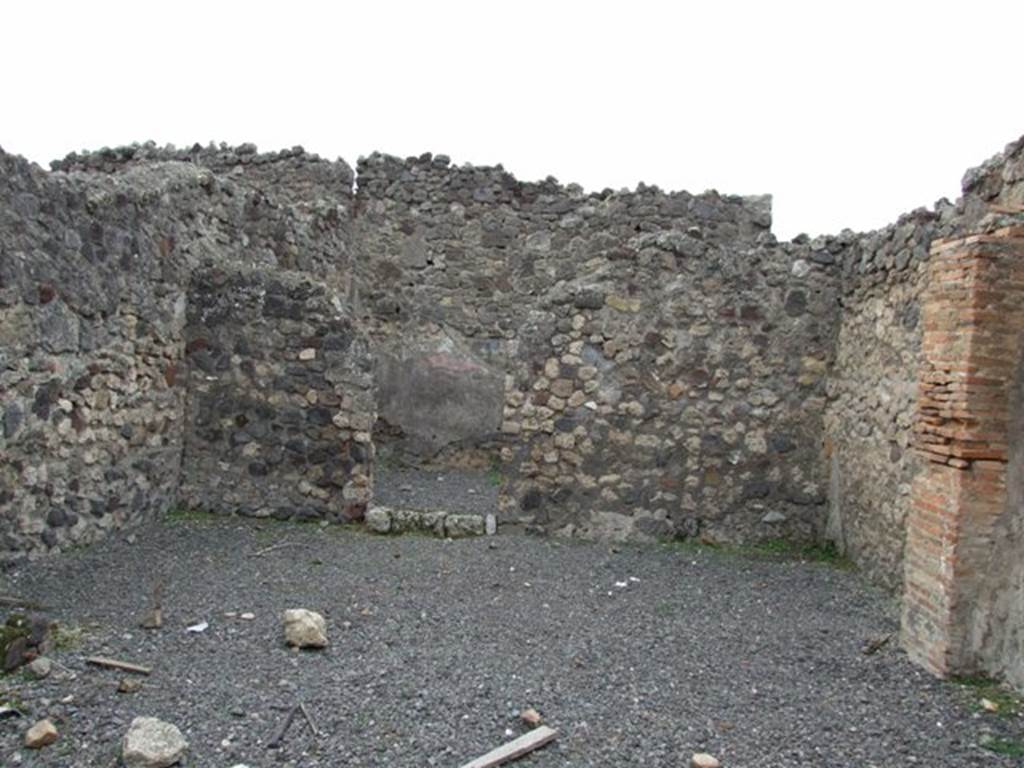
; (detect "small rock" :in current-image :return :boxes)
[118,677,144,694]
[25,718,58,749]
[27,656,53,679]
[141,607,163,629]
[365,506,392,534]
[122,716,188,767]
[520,707,543,726]
[282,609,328,648]
[691,753,721,768]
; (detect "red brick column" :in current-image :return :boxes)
[902,226,1024,676]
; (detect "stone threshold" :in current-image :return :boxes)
[365,506,496,538]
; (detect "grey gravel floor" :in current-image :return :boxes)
[373,466,501,515]
[1,515,1022,767]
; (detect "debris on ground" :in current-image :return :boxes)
[520,707,543,726]
[862,632,893,655]
[267,701,320,749]
[85,656,152,675]
[2,612,53,672]
[26,656,52,679]
[140,580,164,630]
[24,718,58,749]
[122,716,188,767]
[691,753,721,768]
[118,677,145,694]
[459,725,558,768]
[283,609,328,648]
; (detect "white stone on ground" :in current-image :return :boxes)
[122,716,188,767]
[691,753,721,768]
[283,608,328,648]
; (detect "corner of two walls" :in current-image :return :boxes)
[823,134,1024,592]
[0,144,372,560]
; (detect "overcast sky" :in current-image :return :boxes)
[4,1,1022,239]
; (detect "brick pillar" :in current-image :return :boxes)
[902,226,1024,676]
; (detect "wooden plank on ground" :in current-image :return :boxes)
[85,656,152,675]
[458,726,558,768]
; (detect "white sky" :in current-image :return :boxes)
[4,1,1022,239]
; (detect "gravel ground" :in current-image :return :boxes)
[373,467,500,515]
[1,515,1022,767]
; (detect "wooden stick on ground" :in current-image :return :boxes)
[299,702,320,738]
[249,541,299,557]
[141,578,163,629]
[266,705,300,749]
[84,656,152,675]
[459,726,558,768]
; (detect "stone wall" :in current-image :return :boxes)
[823,213,943,589]
[178,264,374,521]
[0,150,191,560]
[3,133,1023,593]
[354,153,840,541]
[823,135,1024,589]
[1,144,363,560]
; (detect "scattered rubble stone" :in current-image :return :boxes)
[520,707,543,726]
[118,678,144,694]
[26,656,52,679]
[24,718,58,749]
[122,716,188,768]
[283,609,328,648]
[691,753,721,768]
